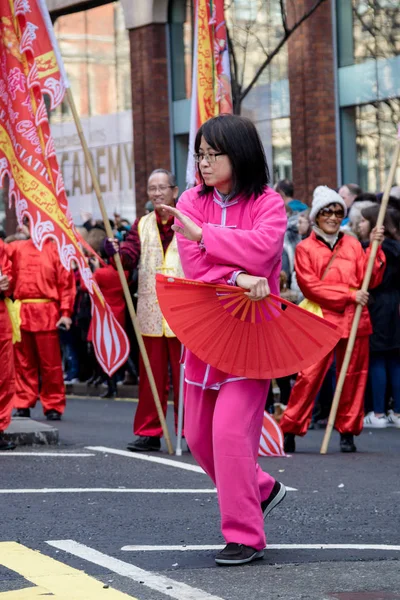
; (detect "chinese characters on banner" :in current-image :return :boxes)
[0,0,130,375]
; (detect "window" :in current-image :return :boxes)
[169,0,193,101]
[52,1,131,122]
[338,0,400,67]
[355,99,400,191]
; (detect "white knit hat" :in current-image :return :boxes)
[310,186,347,223]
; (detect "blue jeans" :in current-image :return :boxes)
[369,352,400,414]
[59,329,79,380]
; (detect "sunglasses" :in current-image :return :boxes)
[319,208,345,219]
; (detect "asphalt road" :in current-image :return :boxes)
[1,395,399,600]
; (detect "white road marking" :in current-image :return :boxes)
[86,446,206,473]
[0,488,217,494]
[0,452,95,457]
[121,543,400,552]
[46,540,225,600]
[86,446,297,490]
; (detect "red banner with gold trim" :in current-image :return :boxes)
[0,0,130,376]
[186,0,233,186]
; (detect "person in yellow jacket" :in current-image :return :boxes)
[105,169,184,451]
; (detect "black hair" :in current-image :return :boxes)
[361,204,400,240]
[353,192,378,204]
[194,114,270,200]
[276,179,294,198]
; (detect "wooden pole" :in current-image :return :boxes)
[65,88,174,455]
[320,136,400,454]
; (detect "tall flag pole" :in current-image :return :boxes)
[186,0,233,187]
[0,0,129,377]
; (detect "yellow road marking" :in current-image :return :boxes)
[0,542,138,599]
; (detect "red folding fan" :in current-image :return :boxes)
[156,274,342,379]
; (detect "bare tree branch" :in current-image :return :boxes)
[239,0,328,105]
[240,22,252,89]
[280,0,289,35]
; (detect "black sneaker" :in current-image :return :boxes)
[14,408,31,418]
[126,436,161,452]
[0,433,16,451]
[215,543,264,566]
[261,481,287,519]
[340,433,357,453]
[45,410,62,421]
[283,433,296,453]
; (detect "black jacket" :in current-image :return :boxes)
[364,238,400,353]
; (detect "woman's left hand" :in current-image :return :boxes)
[159,205,202,242]
[370,226,385,245]
[236,273,271,301]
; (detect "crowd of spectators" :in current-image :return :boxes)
[1,179,399,431]
[272,179,400,432]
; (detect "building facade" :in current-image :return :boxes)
[1,0,399,231]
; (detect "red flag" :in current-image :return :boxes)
[0,0,130,376]
[186,0,233,186]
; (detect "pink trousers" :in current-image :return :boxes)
[184,378,275,550]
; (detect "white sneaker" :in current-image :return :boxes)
[363,412,389,428]
[64,378,79,385]
[387,410,400,429]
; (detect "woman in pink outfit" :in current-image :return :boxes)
[161,115,287,566]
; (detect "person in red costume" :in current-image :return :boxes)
[104,169,184,452]
[280,186,385,453]
[8,228,76,420]
[90,256,128,398]
[0,239,16,450]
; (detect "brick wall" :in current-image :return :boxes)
[129,24,171,217]
[287,0,338,204]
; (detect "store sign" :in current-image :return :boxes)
[50,110,136,224]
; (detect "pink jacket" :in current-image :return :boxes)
[176,185,287,388]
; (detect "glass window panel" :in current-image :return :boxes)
[355,99,400,191]
[52,2,131,123]
[272,118,292,184]
[338,0,400,67]
[169,0,193,101]
[226,0,288,89]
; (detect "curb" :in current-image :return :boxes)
[65,382,138,398]
[4,418,59,446]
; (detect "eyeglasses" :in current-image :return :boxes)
[319,208,345,219]
[147,185,175,194]
[193,152,225,164]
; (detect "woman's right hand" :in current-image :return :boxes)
[355,290,369,306]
